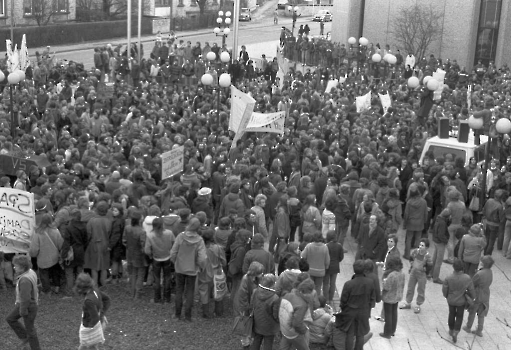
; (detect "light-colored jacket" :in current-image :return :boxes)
[29,228,63,269]
[381,270,405,304]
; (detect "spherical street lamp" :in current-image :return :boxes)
[214,27,221,34]
[223,28,230,35]
[408,76,420,88]
[359,37,368,46]
[219,73,231,88]
[8,72,21,85]
[218,11,224,16]
[206,51,216,61]
[220,51,231,63]
[348,37,356,45]
[496,117,511,134]
[371,53,381,63]
[201,73,214,86]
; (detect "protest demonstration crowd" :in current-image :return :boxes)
[0,25,510,350]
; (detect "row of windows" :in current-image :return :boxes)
[0,0,68,16]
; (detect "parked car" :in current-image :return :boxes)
[313,10,332,22]
[240,8,252,21]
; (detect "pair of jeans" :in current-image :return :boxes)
[251,333,275,350]
[448,304,465,331]
[128,265,146,298]
[447,224,462,262]
[152,259,172,302]
[383,302,398,336]
[404,230,421,258]
[484,225,499,255]
[405,269,426,305]
[279,333,309,350]
[39,263,62,293]
[431,242,446,280]
[6,303,41,350]
[175,273,197,320]
[65,265,83,295]
[503,220,511,257]
[322,272,338,301]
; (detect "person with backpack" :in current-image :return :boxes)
[170,218,208,322]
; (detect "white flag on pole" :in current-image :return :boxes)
[230,86,256,149]
[378,93,392,114]
[20,35,31,71]
[355,92,372,112]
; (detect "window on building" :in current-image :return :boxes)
[53,0,68,12]
[155,0,170,6]
[0,0,4,16]
[178,0,184,6]
[23,0,33,15]
[474,0,503,66]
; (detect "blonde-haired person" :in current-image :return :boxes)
[6,255,41,350]
[29,213,63,294]
[251,194,268,240]
[75,273,111,350]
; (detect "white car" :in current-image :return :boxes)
[239,8,252,21]
[313,10,332,22]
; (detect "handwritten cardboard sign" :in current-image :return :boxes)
[161,146,184,180]
[0,188,35,253]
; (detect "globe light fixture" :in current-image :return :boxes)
[408,76,419,88]
[371,53,381,63]
[201,73,214,86]
[220,51,231,63]
[206,52,217,61]
[219,73,231,88]
[348,37,356,45]
[496,117,511,134]
[359,37,368,46]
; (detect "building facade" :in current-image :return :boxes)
[332,0,511,70]
[0,0,76,27]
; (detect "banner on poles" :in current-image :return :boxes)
[245,112,285,134]
[0,189,35,254]
[230,86,256,148]
[378,93,392,114]
[161,146,184,180]
[356,92,372,112]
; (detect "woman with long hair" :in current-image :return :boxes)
[74,273,111,350]
[379,255,405,338]
[29,213,63,294]
[300,194,322,242]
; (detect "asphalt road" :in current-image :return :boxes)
[27,16,331,69]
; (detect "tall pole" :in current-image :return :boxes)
[138,0,142,63]
[127,0,132,60]
[9,85,14,139]
[169,0,173,33]
[232,0,240,61]
[10,0,14,43]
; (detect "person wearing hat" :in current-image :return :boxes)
[84,202,112,288]
[170,218,207,322]
[191,187,213,224]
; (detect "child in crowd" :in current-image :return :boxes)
[400,238,433,314]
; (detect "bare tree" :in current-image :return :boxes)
[30,0,55,26]
[391,4,444,60]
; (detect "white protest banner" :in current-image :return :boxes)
[246,112,285,134]
[230,86,256,149]
[378,93,392,114]
[229,86,256,132]
[161,145,184,180]
[356,92,372,112]
[0,189,35,254]
[325,79,339,93]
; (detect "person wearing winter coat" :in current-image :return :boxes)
[242,233,275,274]
[301,194,322,240]
[458,224,486,277]
[403,185,428,259]
[301,231,330,297]
[61,209,89,296]
[145,217,176,304]
[321,198,337,238]
[462,255,494,337]
[382,188,402,234]
[287,186,302,243]
[84,201,112,287]
[431,208,451,284]
[442,259,475,343]
[269,197,291,256]
[252,194,269,240]
[123,210,147,299]
[250,274,281,350]
[323,230,344,308]
[229,229,251,303]
[279,277,316,350]
[446,188,467,263]
[29,213,63,294]
[109,203,125,284]
[356,214,386,262]
[197,228,226,318]
[310,296,334,344]
[170,218,208,322]
[275,255,302,296]
[219,183,245,219]
[379,256,405,339]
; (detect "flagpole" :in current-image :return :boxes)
[10,0,14,42]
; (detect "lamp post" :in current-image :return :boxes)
[0,70,23,139]
[214,11,232,49]
[289,6,299,35]
[371,53,381,80]
[468,109,511,209]
[201,51,231,119]
[347,37,356,73]
[357,37,368,75]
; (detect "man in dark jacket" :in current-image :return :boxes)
[335,259,376,350]
[356,214,386,262]
[219,183,245,219]
[431,208,451,283]
[61,209,88,296]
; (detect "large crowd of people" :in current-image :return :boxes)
[1,29,509,350]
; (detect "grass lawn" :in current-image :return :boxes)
[1,281,330,350]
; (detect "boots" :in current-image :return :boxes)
[452,330,459,343]
[214,300,224,317]
[202,303,212,319]
[472,326,483,337]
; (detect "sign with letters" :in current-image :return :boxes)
[0,189,35,253]
[161,146,184,180]
[0,154,51,176]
